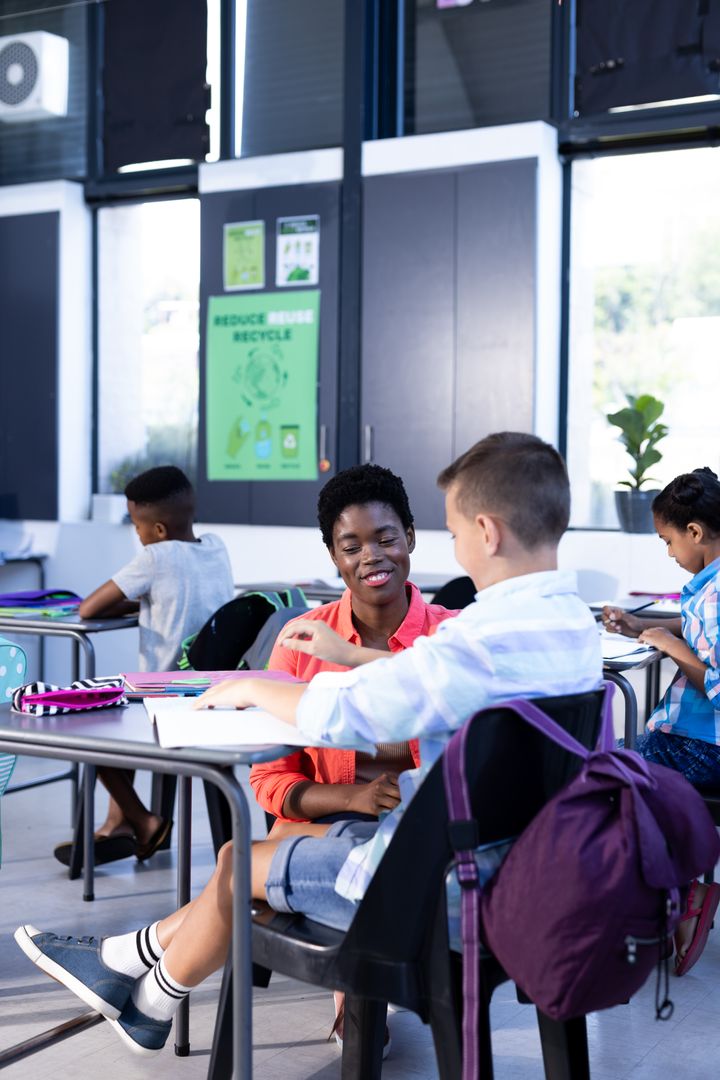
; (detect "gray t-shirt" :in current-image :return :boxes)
[112,533,234,672]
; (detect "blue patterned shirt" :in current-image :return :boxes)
[296,570,602,903]
[647,556,720,745]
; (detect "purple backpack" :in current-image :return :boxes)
[444,686,720,1079]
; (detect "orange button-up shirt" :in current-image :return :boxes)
[249,582,458,820]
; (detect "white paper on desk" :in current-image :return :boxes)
[600,631,656,661]
[145,697,317,749]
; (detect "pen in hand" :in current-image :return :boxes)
[595,600,657,623]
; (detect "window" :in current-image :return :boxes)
[96,199,200,493]
[404,0,552,136]
[0,0,87,184]
[567,149,720,527]
[237,0,343,157]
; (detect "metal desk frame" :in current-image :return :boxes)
[0,702,289,1079]
[603,650,664,749]
[0,614,138,882]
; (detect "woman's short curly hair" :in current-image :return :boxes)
[317,464,414,547]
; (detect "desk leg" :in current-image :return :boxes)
[70,762,79,822]
[174,776,192,1057]
[604,671,638,749]
[230,779,253,1080]
[69,633,96,681]
[83,765,95,901]
[645,661,662,721]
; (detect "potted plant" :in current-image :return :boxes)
[607,393,668,533]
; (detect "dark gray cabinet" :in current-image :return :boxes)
[0,213,59,519]
[455,160,536,458]
[361,170,456,531]
[361,158,537,528]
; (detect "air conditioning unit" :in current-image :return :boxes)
[0,31,69,123]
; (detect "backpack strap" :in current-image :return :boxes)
[177,633,196,670]
[443,719,482,1080]
[497,683,615,760]
[280,586,308,609]
[442,683,613,1080]
[241,590,283,611]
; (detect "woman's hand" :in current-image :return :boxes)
[277,620,355,666]
[346,773,401,815]
[601,606,645,637]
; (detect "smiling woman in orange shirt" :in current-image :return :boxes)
[249,463,457,827]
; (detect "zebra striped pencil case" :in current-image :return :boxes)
[12,677,127,716]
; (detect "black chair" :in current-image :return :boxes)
[208,689,605,1079]
[431,575,476,610]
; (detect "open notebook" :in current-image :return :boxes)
[145,697,324,750]
[600,630,656,662]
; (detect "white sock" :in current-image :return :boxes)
[100,922,164,979]
[132,956,192,1022]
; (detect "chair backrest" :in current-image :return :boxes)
[184,589,308,671]
[340,689,605,968]
[238,606,309,671]
[431,576,475,610]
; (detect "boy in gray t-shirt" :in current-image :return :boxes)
[53,467,234,869]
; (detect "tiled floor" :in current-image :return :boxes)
[1,755,719,1079]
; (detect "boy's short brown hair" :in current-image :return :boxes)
[437,432,570,549]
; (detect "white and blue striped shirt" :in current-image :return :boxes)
[296,570,602,902]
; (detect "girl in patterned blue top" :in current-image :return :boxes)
[603,466,720,975]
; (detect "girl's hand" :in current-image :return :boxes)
[638,627,677,655]
[601,606,644,637]
[277,620,354,666]
[193,678,259,710]
[347,773,401,815]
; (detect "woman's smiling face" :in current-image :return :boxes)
[329,502,415,605]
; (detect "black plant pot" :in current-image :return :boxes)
[614,489,659,534]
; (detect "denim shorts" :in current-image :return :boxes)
[265,819,378,932]
[636,730,720,788]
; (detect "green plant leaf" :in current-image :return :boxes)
[607,392,667,488]
[635,395,665,424]
[607,408,645,447]
[646,424,669,448]
[636,447,663,474]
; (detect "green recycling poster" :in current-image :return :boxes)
[206,291,320,481]
[223,221,265,290]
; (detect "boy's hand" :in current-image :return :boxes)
[193,678,259,710]
[347,773,401,815]
[278,620,355,666]
[601,606,644,637]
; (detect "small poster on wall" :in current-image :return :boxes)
[223,220,265,290]
[206,290,320,481]
[275,215,320,287]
